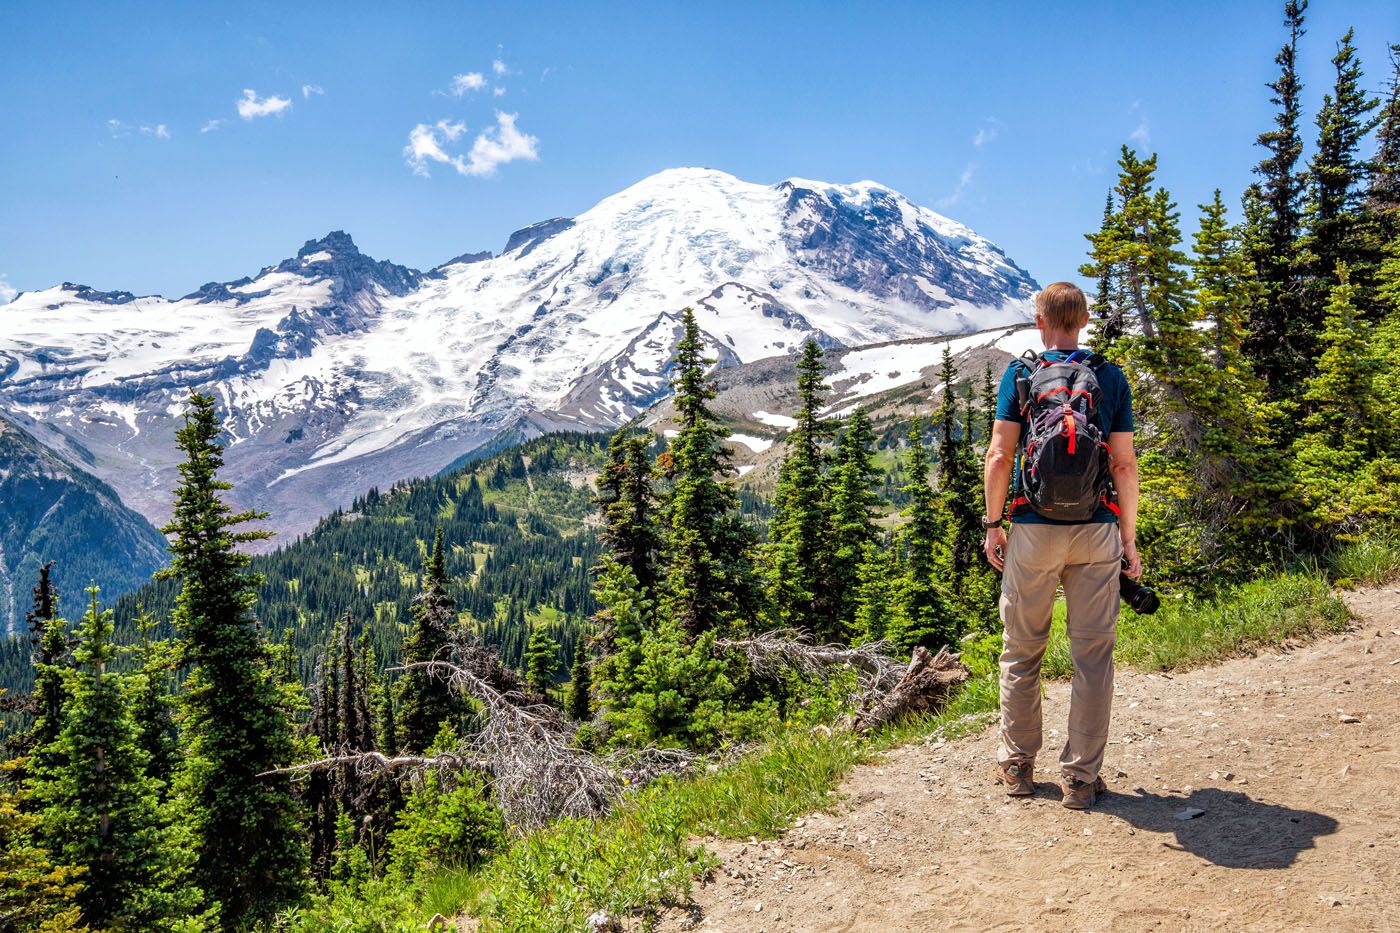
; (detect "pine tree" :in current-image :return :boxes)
[32,588,201,930]
[764,340,837,638]
[159,391,306,924]
[661,308,762,636]
[886,421,955,653]
[594,430,662,596]
[522,625,560,695]
[1243,0,1309,392]
[828,408,882,639]
[566,644,592,721]
[1305,28,1382,301]
[395,527,461,753]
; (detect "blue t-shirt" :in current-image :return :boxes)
[994,349,1133,525]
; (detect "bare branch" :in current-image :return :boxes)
[717,629,906,700]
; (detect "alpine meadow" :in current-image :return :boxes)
[2,2,1400,931]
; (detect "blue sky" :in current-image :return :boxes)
[1,1,1397,301]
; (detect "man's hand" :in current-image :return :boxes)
[984,525,1007,572]
[1122,535,1142,579]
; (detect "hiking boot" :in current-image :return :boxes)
[1060,775,1107,810]
[993,761,1035,796]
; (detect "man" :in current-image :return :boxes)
[982,281,1141,810]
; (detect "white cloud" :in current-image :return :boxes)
[302,83,324,98]
[972,117,1003,148]
[404,119,469,176]
[200,118,226,133]
[1128,102,1151,149]
[0,275,16,306]
[450,72,487,96]
[462,112,538,176]
[492,59,508,76]
[937,163,976,209]
[403,111,539,178]
[237,88,292,120]
[109,119,170,139]
[493,86,506,97]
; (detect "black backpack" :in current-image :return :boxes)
[1011,349,1112,521]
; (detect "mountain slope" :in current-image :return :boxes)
[0,415,168,634]
[0,168,1037,539]
[642,322,1045,487]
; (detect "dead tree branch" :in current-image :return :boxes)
[716,629,906,701]
[265,639,694,831]
[852,645,969,733]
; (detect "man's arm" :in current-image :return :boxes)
[982,420,1020,572]
[1108,431,1142,579]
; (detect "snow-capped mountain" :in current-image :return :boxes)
[0,168,1037,539]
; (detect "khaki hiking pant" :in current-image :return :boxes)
[997,521,1122,785]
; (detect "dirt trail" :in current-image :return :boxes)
[661,585,1400,932]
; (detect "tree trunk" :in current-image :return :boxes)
[853,646,969,733]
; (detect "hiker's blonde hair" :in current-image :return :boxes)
[1035,282,1089,332]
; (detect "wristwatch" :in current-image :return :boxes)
[981,516,1004,529]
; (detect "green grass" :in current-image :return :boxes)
[291,564,1358,932]
[1038,571,1350,676]
[1328,531,1400,588]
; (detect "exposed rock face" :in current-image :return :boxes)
[0,169,1037,540]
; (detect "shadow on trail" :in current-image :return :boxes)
[1094,785,1339,869]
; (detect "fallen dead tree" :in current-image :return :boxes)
[264,633,967,829]
[716,629,906,702]
[263,641,694,831]
[851,645,969,733]
[717,630,969,731]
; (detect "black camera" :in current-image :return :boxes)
[1119,556,1160,615]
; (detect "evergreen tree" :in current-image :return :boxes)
[522,625,561,695]
[395,527,460,753]
[0,756,85,933]
[764,340,837,638]
[1194,191,1258,371]
[1305,28,1382,301]
[127,606,178,789]
[885,421,955,653]
[934,350,982,591]
[32,588,201,930]
[158,391,306,924]
[1086,189,1126,349]
[828,408,882,639]
[304,611,378,879]
[850,542,893,645]
[1243,0,1309,392]
[1292,266,1395,532]
[661,308,762,636]
[567,644,592,721]
[979,365,998,443]
[1367,45,1400,241]
[594,430,662,596]
[12,565,71,770]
